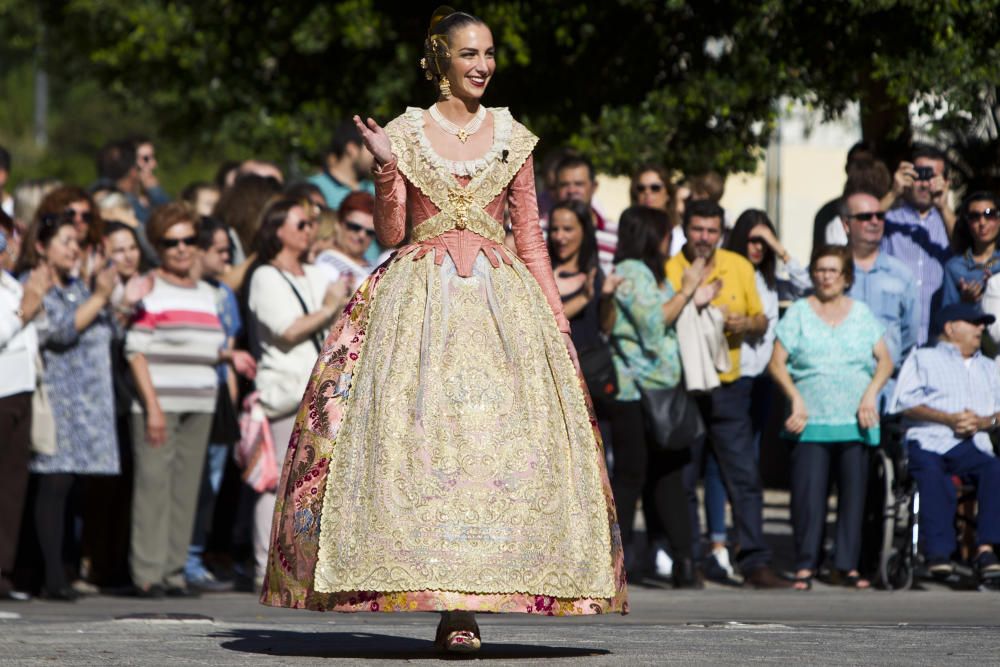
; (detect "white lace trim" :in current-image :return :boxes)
[403,106,514,177]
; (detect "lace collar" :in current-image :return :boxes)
[402,106,513,177]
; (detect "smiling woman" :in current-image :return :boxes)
[260,5,626,654]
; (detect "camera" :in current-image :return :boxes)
[915,165,935,181]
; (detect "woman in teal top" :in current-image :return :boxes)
[770,245,892,590]
[609,205,717,588]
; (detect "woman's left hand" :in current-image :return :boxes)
[562,331,582,376]
[857,393,879,430]
[602,272,625,296]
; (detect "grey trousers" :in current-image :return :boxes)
[130,411,213,588]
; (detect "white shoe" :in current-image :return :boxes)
[654,548,674,578]
[710,545,735,578]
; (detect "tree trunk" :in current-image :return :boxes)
[859,76,911,170]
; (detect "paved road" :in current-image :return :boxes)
[3,580,1000,665]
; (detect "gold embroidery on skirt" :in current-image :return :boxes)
[313,253,615,598]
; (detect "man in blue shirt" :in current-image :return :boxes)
[889,303,1000,583]
[309,121,379,263]
[881,145,954,345]
[843,188,920,407]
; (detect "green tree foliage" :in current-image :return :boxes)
[1,0,999,182]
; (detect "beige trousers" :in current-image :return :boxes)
[129,411,212,588]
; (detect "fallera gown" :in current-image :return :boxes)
[260,107,627,615]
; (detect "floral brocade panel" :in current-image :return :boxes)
[260,250,627,615]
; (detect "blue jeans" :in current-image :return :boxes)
[907,439,1000,561]
[702,375,769,545]
[185,442,230,578]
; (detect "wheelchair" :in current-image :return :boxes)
[862,417,1000,590]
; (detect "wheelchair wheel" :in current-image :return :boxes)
[874,449,916,590]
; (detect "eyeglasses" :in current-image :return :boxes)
[65,208,94,224]
[846,211,886,222]
[636,183,665,194]
[811,267,843,276]
[967,208,1000,222]
[297,220,315,231]
[747,236,766,245]
[159,235,198,249]
[344,221,376,238]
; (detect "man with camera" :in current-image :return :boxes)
[881,145,954,345]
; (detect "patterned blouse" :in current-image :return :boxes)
[609,259,682,401]
[30,278,119,475]
[775,298,885,446]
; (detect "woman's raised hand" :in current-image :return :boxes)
[353,115,394,167]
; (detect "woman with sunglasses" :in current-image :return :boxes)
[630,164,685,257]
[315,191,378,287]
[125,202,230,598]
[942,192,1000,310]
[17,186,103,284]
[246,197,351,590]
[19,202,119,600]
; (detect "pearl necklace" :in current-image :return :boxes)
[429,104,487,143]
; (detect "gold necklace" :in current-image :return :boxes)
[429,104,487,143]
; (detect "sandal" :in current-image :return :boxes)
[792,575,813,591]
[434,612,482,653]
[842,571,871,590]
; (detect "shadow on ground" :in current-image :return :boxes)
[216,628,610,660]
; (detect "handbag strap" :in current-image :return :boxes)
[274,268,322,354]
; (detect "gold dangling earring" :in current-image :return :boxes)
[439,76,452,100]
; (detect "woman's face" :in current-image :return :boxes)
[811,255,848,300]
[746,224,770,266]
[1,229,20,272]
[549,208,584,264]
[105,229,141,280]
[336,209,375,262]
[199,228,231,279]
[39,224,80,276]
[967,199,1000,249]
[276,205,314,257]
[158,221,198,277]
[636,171,669,210]
[65,199,93,243]
[193,188,220,217]
[443,24,496,101]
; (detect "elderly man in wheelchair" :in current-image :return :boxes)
[889,303,1000,585]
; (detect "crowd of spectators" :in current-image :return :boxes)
[1,129,999,603]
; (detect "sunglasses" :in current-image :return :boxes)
[344,221,376,238]
[297,220,315,231]
[967,208,1000,222]
[636,183,665,194]
[159,235,198,249]
[139,155,154,164]
[847,211,886,222]
[66,209,95,224]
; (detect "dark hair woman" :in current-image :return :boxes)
[25,206,120,600]
[769,244,892,590]
[258,7,626,652]
[246,197,350,591]
[942,191,1000,312]
[609,205,718,589]
[629,164,683,257]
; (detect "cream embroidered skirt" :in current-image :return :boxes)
[260,246,627,614]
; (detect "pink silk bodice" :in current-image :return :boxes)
[372,155,570,333]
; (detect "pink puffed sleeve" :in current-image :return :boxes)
[372,158,407,247]
[508,156,570,334]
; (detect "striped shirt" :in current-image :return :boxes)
[880,204,952,345]
[125,275,225,413]
[888,342,1000,455]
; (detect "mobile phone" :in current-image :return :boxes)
[915,165,934,181]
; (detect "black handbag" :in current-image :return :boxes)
[578,342,618,403]
[637,384,705,451]
[612,303,705,451]
[209,386,241,445]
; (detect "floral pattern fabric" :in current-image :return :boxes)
[775,298,885,445]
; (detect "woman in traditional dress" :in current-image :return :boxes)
[260,7,626,652]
